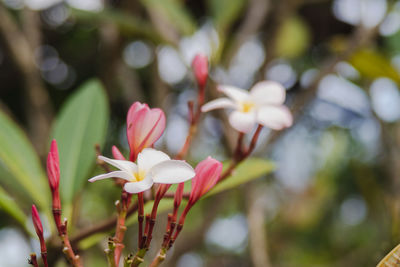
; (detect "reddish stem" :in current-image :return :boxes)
[28,254,39,267]
[137,192,144,248]
[113,191,132,265]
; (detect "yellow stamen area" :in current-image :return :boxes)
[132,170,146,182]
[240,101,255,113]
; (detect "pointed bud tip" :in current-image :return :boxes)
[192,54,208,88]
[31,205,43,235]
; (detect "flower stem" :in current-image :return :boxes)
[113,191,132,266]
[131,248,146,267]
[60,219,83,267]
[149,248,167,267]
[28,253,39,267]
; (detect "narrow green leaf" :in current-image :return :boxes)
[0,110,49,211]
[0,186,28,230]
[140,0,196,35]
[52,79,109,205]
[209,158,275,196]
[70,8,164,43]
[207,0,246,32]
[349,49,400,83]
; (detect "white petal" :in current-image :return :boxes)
[151,160,195,184]
[218,85,249,102]
[88,171,133,182]
[201,98,237,112]
[137,148,170,173]
[250,81,286,105]
[257,105,293,130]
[228,110,257,133]
[98,156,138,173]
[123,176,154,193]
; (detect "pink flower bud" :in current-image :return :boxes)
[192,54,208,88]
[112,145,126,160]
[46,139,60,191]
[31,205,43,237]
[126,102,166,161]
[189,157,222,205]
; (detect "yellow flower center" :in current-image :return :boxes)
[240,101,255,113]
[132,170,146,182]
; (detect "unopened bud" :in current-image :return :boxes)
[192,54,208,89]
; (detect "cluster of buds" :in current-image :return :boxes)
[29,140,82,267]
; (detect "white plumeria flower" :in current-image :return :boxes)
[89,148,195,193]
[201,81,293,133]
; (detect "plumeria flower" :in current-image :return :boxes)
[127,102,166,161]
[89,148,195,194]
[201,81,293,133]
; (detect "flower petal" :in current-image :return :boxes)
[228,110,257,133]
[151,160,195,184]
[127,102,166,161]
[201,98,237,112]
[257,105,293,130]
[98,156,137,173]
[137,148,170,173]
[124,176,154,193]
[88,171,133,182]
[218,85,249,102]
[250,81,286,105]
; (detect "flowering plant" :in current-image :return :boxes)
[3,54,292,267]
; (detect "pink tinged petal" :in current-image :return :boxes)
[126,102,166,161]
[112,146,126,160]
[124,176,154,194]
[218,85,249,102]
[201,98,237,112]
[250,81,286,105]
[228,110,257,133]
[47,139,60,190]
[189,157,222,204]
[98,156,138,173]
[151,160,195,184]
[137,148,170,173]
[88,171,133,182]
[257,105,293,130]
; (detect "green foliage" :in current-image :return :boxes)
[275,16,311,59]
[52,79,109,207]
[0,110,49,212]
[140,0,196,36]
[207,0,246,33]
[0,186,29,232]
[349,49,400,83]
[70,8,163,43]
[210,158,275,196]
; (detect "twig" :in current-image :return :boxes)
[245,183,271,267]
[0,5,52,154]
[70,200,139,246]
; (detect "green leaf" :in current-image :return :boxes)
[275,16,311,59]
[70,8,164,43]
[0,186,28,231]
[349,49,400,83]
[207,0,246,32]
[0,110,49,211]
[209,158,275,196]
[140,0,196,36]
[52,79,109,206]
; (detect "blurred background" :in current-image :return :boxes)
[1,0,400,266]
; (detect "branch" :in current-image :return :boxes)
[0,6,52,155]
